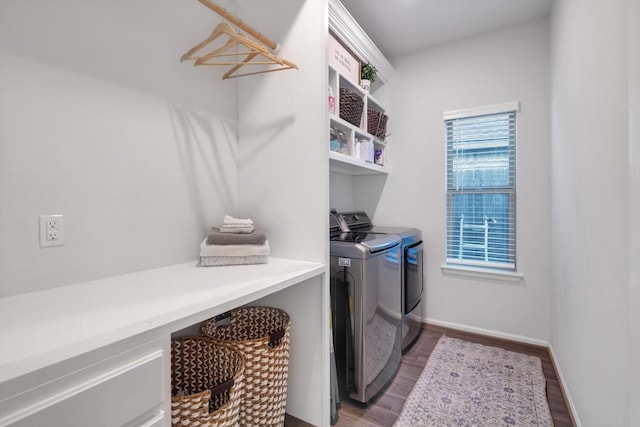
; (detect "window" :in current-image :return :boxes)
[445,103,518,270]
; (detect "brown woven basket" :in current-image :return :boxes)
[200,306,291,427]
[339,87,364,127]
[367,109,388,140]
[171,337,245,427]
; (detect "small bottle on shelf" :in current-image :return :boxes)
[338,131,349,155]
[328,86,335,115]
[365,140,374,163]
[375,148,384,166]
[354,140,362,160]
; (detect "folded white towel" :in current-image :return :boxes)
[220,224,255,234]
[223,215,254,226]
[200,255,268,267]
[200,238,270,257]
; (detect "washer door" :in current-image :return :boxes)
[329,259,357,402]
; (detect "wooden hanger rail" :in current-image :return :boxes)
[181,1,297,79]
[197,0,277,50]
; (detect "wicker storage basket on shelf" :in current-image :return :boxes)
[339,87,364,127]
[171,337,245,427]
[200,306,291,427]
[367,109,388,140]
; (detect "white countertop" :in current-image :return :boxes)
[0,257,325,384]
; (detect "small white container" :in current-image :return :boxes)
[365,140,374,163]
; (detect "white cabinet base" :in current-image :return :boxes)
[0,336,170,427]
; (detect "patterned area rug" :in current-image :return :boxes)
[394,335,553,426]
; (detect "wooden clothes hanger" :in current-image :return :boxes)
[181,3,298,80]
[180,22,239,63]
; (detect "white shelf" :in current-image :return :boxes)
[328,57,389,176]
[329,112,388,175]
[329,150,387,175]
[0,258,325,384]
[330,114,386,146]
[366,92,385,112]
[331,66,386,113]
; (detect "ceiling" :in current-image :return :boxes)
[340,0,553,59]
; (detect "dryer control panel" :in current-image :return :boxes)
[337,211,372,231]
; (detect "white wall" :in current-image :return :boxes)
[550,1,633,425]
[363,18,552,342]
[629,2,640,423]
[237,0,328,263]
[235,2,329,424]
[330,172,356,212]
[0,0,239,297]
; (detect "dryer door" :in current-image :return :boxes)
[404,241,424,314]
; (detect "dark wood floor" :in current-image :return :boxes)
[286,323,574,427]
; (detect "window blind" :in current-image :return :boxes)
[445,110,516,269]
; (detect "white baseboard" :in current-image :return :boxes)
[425,317,549,347]
[548,343,582,427]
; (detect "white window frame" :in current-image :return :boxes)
[442,101,523,281]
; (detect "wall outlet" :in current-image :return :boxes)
[40,214,64,247]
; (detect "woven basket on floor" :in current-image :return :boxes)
[171,337,245,427]
[200,306,291,427]
[367,109,388,140]
[339,87,364,127]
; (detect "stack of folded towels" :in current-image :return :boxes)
[200,215,270,266]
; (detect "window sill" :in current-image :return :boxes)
[441,264,524,283]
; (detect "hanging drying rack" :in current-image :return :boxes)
[181,0,298,79]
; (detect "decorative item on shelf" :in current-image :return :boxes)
[337,130,349,155]
[328,33,359,86]
[328,86,336,114]
[354,138,366,160]
[360,62,377,92]
[375,148,385,166]
[367,109,388,140]
[358,139,368,160]
[329,127,340,152]
[339,87,364,127]
[365,140,375,163]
